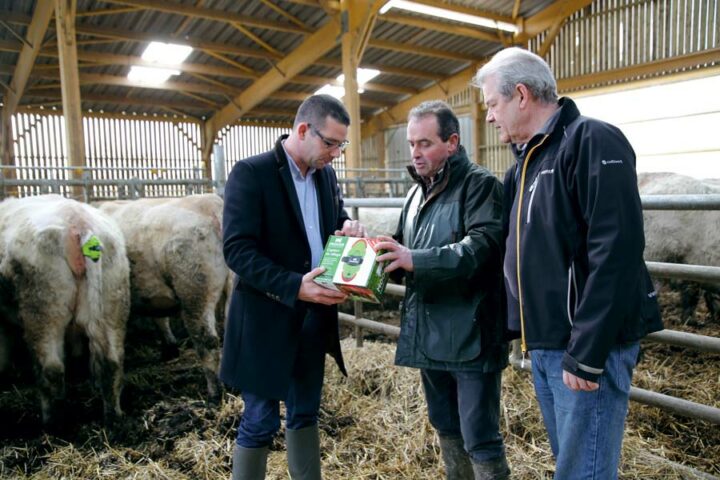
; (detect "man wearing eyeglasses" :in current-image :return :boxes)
[220,94,366,480]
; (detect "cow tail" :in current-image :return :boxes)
[71,230,105,328]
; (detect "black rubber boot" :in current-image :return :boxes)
[232,444,268,480]
[439,435,474,480]
[286,424,322,480]
[472,454,511,480]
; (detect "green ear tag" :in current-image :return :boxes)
[82,235,104,262]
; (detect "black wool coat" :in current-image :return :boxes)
[219,135,350,400]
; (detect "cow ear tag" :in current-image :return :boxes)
[82,234,104,262]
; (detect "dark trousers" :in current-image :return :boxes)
[421,369,505,463]
[235,313,327,448]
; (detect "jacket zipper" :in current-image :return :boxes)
[566,263,576,326]
[526,169,554,224]
[526,177,539,224]
[515,135,550,365]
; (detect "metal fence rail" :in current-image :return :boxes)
[0,166,210,201]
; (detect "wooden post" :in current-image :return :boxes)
[340,0,384,196]
[0,109,15,197]
[0,108,13,168]
[201,120,216,193]
[374,130,388,194]
[470,88,486,166]
[54,0,85,199]
[2,0,54,197]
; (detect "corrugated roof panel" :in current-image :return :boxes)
[2,0,558,119]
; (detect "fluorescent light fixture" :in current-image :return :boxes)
[315,68,382,98]
[380,0,518,33]
[128,66,180,84]
[141,41,193,65]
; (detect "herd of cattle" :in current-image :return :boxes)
[0,193,230,426]
[0,172,716,428]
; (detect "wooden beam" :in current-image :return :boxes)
[71,49,259,79]
[74,23,281,61]
[200,50,258,76]
[103,0,310,35]
[512,0,522,20]
[380,12,502,43]
[342,0,381,175]
[245,107,297,117]
[537,18,566,58]
[517,0,592,43]
[362,64,478,139]
[16,105,204,123]
[285,0,338,7]
[79,72,239,95]
[209,18,342,135]
[184,72,239,95]
[12,49,414,96]
[2,13,447,83]
[172,0,204,35]
[259,0,308,31]
[285,0,514,24]
[26,71,363,107]
[293,74,417,95]
[1,13,278,61]
[557,47,720,92]
[368,39,482,63]
[24,90,214,111]
[231,22,283,57]
[76,6,142,17]
[234,119,294,128]
[3,0,54,115]
[175,90,222,109]
[316,57,445,81]
[54,0,84,197]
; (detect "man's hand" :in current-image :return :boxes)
[373,235,414,273]
[297,267,348,305]
[563,370,599,391]
[335,219,367,237]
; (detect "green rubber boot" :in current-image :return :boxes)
[286,424,322,480]
[232,444,268,480]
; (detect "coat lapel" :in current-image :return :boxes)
[314,169,334,239]
[274,136,306,233]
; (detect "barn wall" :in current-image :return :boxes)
[8,110,203,198]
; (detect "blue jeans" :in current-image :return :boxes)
[235,313,327,448]
[531,343,640,480]
[421,369,505,463]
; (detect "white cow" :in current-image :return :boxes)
[0,195,130,425]
[639,172,720,322]
[99,194,229,402]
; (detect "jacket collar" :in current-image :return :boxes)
[512,97,581,167]
[274,134,333,239]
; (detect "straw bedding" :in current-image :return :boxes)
[0,290,717,479]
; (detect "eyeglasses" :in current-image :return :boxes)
[309,125,350,153]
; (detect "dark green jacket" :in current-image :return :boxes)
[393,146,509,371]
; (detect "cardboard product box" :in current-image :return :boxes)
[314,235,389,303]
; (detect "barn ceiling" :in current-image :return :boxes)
[0,0,586,127]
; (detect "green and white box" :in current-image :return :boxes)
[314,235,389,303]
